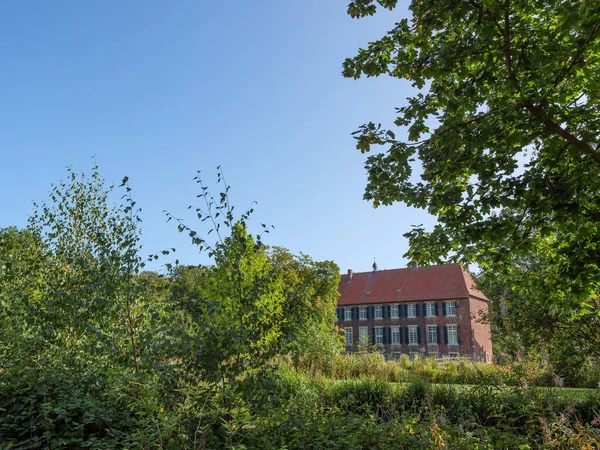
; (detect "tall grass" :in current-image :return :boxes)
[291,351,562,387]
[247,366,600,449]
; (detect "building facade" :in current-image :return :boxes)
[335,264,492,361]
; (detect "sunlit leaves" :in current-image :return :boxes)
[8,164,146,370]
[344,0,600,301]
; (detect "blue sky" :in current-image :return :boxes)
[1,1,435,274]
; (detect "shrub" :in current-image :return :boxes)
[320,377,396,419]
[0,365,132,449]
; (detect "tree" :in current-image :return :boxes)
[165,171,291,388]
[165,171,343,385]
[268,247,343,366]
[343,0,600,302]
[168,224,289,386]
[2,166,146,371]
[477,256,600,386]
[0,227,48,362]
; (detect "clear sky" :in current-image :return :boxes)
[1,1,436,274]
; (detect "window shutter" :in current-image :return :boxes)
[417,326,421,344]
[444,326,448,344]
[437,326,441,344]
[398,304,402,317]
[387,305,391,318]
[435,303,439,316]
[371,306,375,318]
[416,304,420,316]
[371,327,376,345]
[442,302,447,316]
[422,303,427,316]
[382,327,386,344]
[355,307,359,319]
[381,305,386,319]
[457,325,462,344]
[404,304,408,317]
[335,308,339,320]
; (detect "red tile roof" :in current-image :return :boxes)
[337,264,488,305]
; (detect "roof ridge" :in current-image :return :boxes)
[339,264,448,277]
[337,263,489,306]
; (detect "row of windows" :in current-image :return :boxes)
[388,352,461,360]
[338,301,457,321]
[345,325,460,347]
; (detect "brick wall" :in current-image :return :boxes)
[336,296,491,360]
[469,297,493,361]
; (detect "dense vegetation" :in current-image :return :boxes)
[0,167,598,448]
[306,352,599,389]
[477,261,600,388]
[344,0,600,322]
[338,3,600,445]
[3,1,599,447]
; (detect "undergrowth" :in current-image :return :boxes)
[291,351,594,388]
[2,360,599,448]
[240,366,600,449]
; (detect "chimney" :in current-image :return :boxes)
[347,269,353,282]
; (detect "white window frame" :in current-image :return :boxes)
[374,305,383,320]
[427,325,438,345]
[390,304,399,319]
[428,352,439,359]
[391,352,402,360]
[408,326,418,345]
[446,300,457,317]
[374,326,384,345]
[344,307,352,321]
[447,324,459,345]
[359,306,367,320]
[426,302,436,317]
[345,327,353,346]
[407,303,417,318]
[359,327,369,346]
[409,352,420,360]
[391,326,401,345]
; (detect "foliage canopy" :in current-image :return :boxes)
[344,0,600,302]
[0,165,344,447]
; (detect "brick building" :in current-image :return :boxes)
[335,264,492,361]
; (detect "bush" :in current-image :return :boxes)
[320,377,396,419]
[0,365,132,449]
[240,368,600,449]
